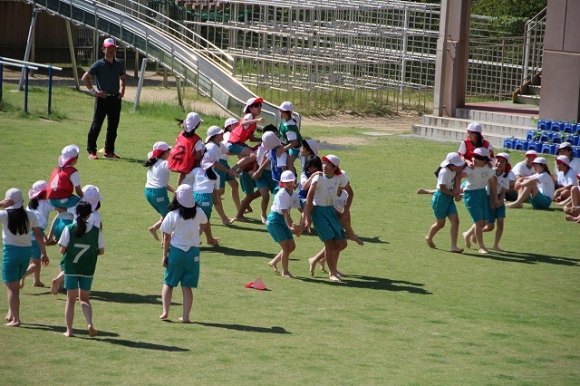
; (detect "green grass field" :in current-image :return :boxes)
[0,85,579,385]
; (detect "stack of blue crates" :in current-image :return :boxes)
[503,119,580,156]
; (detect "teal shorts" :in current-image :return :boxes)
[145,187,170,217]
[239,171,256,195]
[49,196,81,209]
[227,143,249,156]
[311,205,344,242]
[216,159,235,189]
[53,218,73,242]
[30,228,45,260]
[487,202,506,223]
[164,245,200,288]
[528,192,552,210]
[2,245,31,283]
[266,212,293,243]
[257,171,279,194]
[288,148,300,158]
[464,188,489,223]
[64,275,94,291]
[194,192,213,220]
[431,191,457,220]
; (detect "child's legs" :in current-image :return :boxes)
[64,289,78,335]
[426,218,446,241]
[334,239,348,271]
[448,214,460,249]
[227,180,242,211]
[474,220,487,249]
[161,284,173,318]
[181,287,193,321]
[286,154,297,175]
[279,239,296,274]
[5,281,21,325]
[571,186,580,207]
[236,191,260,218]
[494,217,505,247]
[259,187,270,218]
[323,239,339,275]
[79,289,93,328]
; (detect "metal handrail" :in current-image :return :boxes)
[521,6,546,86]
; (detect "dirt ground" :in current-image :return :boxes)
[2,67,422,141]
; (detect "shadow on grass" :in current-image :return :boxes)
[464,250,580,266]
[299,274,432,294]
[227,222,269,232]
[193,321,290,334]
[90,291,179,305]
[203,245,273,259]
[357,236,389,245]
[97,338,189,352]
[21,323,119,337]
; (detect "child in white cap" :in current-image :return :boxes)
[463,153,511,252]
[425,152,465,253]
[20,181,54,288]
[276,101,302,175]
[0,188,49,327]
[60,201,105,337]
[553,155,578,203]
[458,122,494,167]
[143,141,174,241]
[507,157,554,210]
[159,184,208,323]
[460,147,499,254]
[168,112,205,185]
[217,118,243,214]
[300,138,319,169]
[265,170,303,278]
[47,145,84,209]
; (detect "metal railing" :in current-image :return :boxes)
[521,6,546,86]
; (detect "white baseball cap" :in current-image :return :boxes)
[147,141,170,159]
[82,185,103,211]
[103,38,116,47]
[59,144,80,167]
[175,184,195,208]
[279,101,294,112]
[532,157,547,165]
[467,122,483,133]
[303,139,319,156]
[559,142,572,150]
[473,147,491,159]
[525,150,538,157]
[184,112,203,132]
[261,131,281,151]
[205,125,224,143]
[322,154,342,175]
[440,152,465,168]
[556,155,570,166]
[495,152,510,163]
[280,170,296,183]
[244,97,264,112]
[28,180,48,199]
[4,188,24,210]
[224,117,239,129]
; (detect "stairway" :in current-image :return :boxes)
[513,71,542,106]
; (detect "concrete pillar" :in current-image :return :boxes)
[539,0,580,122]
[433,0,471,117]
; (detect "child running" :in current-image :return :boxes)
[143,141,174,241]
[424,152,465,253]
[1,188,49,327]
[160,184,208,323]
[218,118,243,214]
[59,201,105,337]
[266,170,303,278]
[47,144,83,209]
[276,101,302,175]
[168,112,205,185]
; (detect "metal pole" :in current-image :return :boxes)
[133,58,148,111]
[19,8,38,91]
[66,20,80,91]
[400,7,409,95]
[24,66,30,113]
[48,66,53,114]
[0,63,3,102]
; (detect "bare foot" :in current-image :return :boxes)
[478,248,491,254]
[148,226,159,241]
[425,237,436,249]
[19,279,25,289]
[206,238,221,246]
[471,234,477,244]
[245,206,253,214]
[450,248,464,253]
[159,312,169,320]
[5,320,21,327]
[235,216,249,223]
[5,314,13,322]
[88,325,97,337]
[462,232,471,249]
[308,257,316,277]
[261,214,267,224]
[492,246,504,252]
[336,271,347,277]
[268,261,279,273]
[506,203,522,209]
[63,330,73,337]
[178,317,191,323]
[565,215,578,222]
[329,274,342,282]
[222,218,236,225]
[51,279,59,295]
[319,263,327,273]
[33,282,45,288]
[281,272,296,278]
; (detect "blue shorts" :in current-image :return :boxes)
[288,148,300,158]
[30,228,45,260]
[53,218,73,242]
[239,171,256,195]
[256,171,279,194]
[528,192,552,210]
[431,190,457,220]
[145,187,170,217]
[49,196,81,209]
[194,192,213,220]
[487,202,506,223]
[463,189,489,223]
[164,245,200,288]
[266,212,293,242]
[2,245,31,283]
[216,160,235,189]
[227,143,250,156]
[64,275,94,291]
[311,205,344,242]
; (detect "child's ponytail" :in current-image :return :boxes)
[74,201,92,237]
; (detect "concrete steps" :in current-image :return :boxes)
[411,109,537,149]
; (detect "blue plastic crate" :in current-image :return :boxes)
[503,138,514,149]
[526,130,534,141]
[514,139,528,151]
[537,120,549,131]
[563,123,576,134]
[550,121,563,132]
[574,146,580,158]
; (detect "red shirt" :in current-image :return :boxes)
[47,166,77,199]
[168,132,201,174]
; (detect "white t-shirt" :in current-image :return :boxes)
[531,172,555,198]
[29,200,53,230]
[490,169,510,197]
[70,170,81,188]
[0,209,39,247]
[59,222,105,249]
[145,159,171,189]
[183,167,218,194]
[256,146,286,172]
[463,165,493,191]
[220,133,231,160]
[512,161,534,178]
[569,158,580,175]
[312,173,350,206]
[270,187,301,215]
[435,167,456,190]
[334,190,349,213]
[557,168,578,188]
[160,208,208,252]
[204,142,227,166]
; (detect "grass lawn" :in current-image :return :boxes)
[0,85,579,385]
